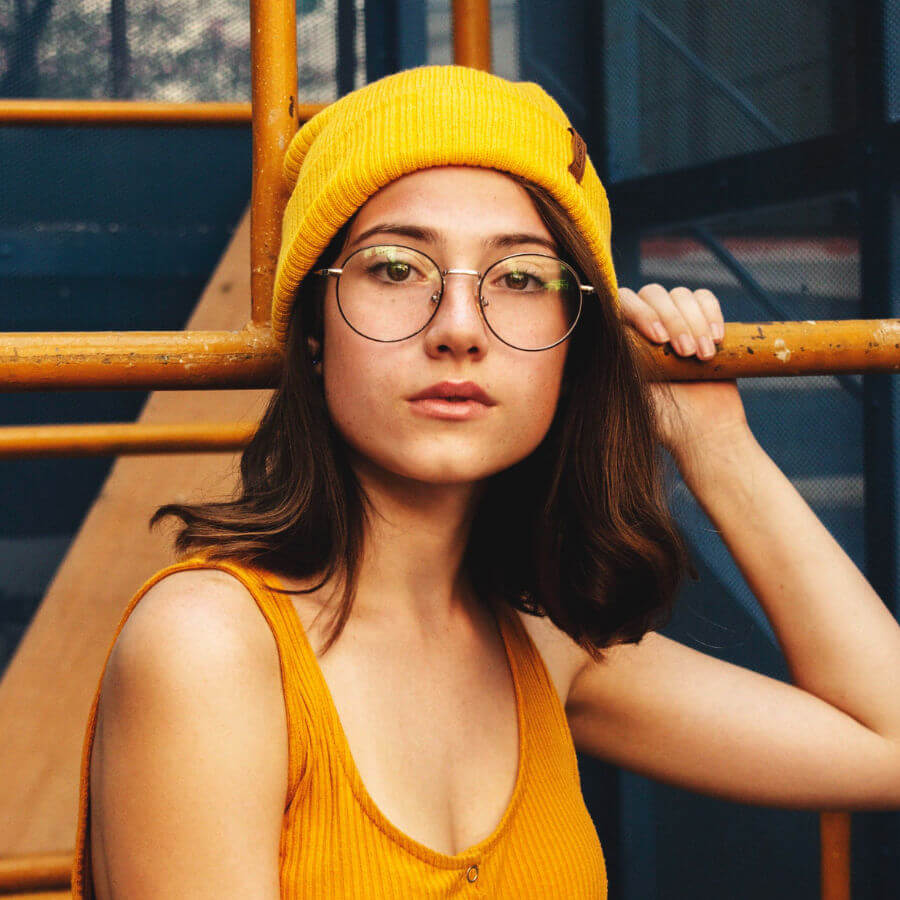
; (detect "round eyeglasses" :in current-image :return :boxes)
[314,244,595,352]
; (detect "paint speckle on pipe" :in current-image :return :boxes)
[874,320,900,344]
[773,338,791,363]
[805,320,817,324]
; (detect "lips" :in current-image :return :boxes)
[407,380,497,406]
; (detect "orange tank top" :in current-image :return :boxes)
[72,556,607,898]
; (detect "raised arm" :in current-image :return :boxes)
[566,285,900,809]
[89,570,288,899]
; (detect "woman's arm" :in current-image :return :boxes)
[566,285,900,809]
[676,423,900,744]
[89,570,288,899]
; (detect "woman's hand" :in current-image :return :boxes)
[617,284,751,465]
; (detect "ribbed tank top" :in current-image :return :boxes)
[73,556,607,898]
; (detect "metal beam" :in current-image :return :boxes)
[599,0,642,182]
[608,129,872,228]
[0,99,325,126]
[0,422,254,459]
[0,328,281,391]
[0,321,898,392]
[364,0,427,82]
[452,0,492,70]
[249,0,299,325]
[857,1,900,895]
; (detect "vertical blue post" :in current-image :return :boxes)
[612,228,657,900]
[859,0,900,896]
[334,0,356,97]
[363,0,426,83]
[599,2,654,895]
[600,0,642,183]
[336,0,357,96]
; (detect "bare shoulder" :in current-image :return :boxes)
[90,566,286,899]
[115,566,276,657]
[99,566,284,721]
[511,607,592,709]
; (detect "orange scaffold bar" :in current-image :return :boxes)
[0,327,282,391]
[452,0,493,70]
[0,422,254,459]
[0,321,897,393]
[249,0,299,324]
[0,99,324,126]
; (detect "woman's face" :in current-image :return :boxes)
[316,166,570,486]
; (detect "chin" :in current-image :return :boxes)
[353,445,513,488]
[389,457,501,486]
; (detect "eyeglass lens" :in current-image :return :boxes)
[335,245,582,351]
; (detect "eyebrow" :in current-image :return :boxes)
[344,223,560,256]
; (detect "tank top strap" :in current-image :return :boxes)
[489,598,581,781]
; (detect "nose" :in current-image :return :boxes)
[423,270,489,359]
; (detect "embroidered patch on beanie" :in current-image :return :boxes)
[568,127,587,183]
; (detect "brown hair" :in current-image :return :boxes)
[151,174,691,660]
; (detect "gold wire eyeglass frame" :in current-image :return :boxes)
[314,244,596,352]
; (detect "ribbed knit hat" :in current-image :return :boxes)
[271,64,618,347]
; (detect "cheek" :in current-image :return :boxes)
[320,330,391,447]
[496,361,566,457]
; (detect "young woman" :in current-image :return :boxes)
[72,65,900,899]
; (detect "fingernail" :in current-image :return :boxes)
[651,322,669,343]
[677,334,697,355]
[711,322,725,341]
[699,335,716,358]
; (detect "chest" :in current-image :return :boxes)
[295,604,578,858]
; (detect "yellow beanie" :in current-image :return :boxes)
[271,64,619,347]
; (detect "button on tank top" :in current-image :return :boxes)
[72,556,607,898]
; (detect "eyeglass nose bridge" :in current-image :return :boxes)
[438,268,489,307]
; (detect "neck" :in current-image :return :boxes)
[345,453,488,633]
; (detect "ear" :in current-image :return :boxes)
[307,336,322,358]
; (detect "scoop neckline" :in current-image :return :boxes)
[257,567,528,870]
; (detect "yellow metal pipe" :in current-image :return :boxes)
[645,319,900,379]
[0,852,70,892]
[0,321,897,391]
[452,0,493,70]
[0,326,282,391]
[0,99,325,126]
[820,812,851,900]
[249,0,299,325]
[0,423,255,459]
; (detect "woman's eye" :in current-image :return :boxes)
[370,261,415,281]
[385,262,411,281]
[501,270,539,290]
